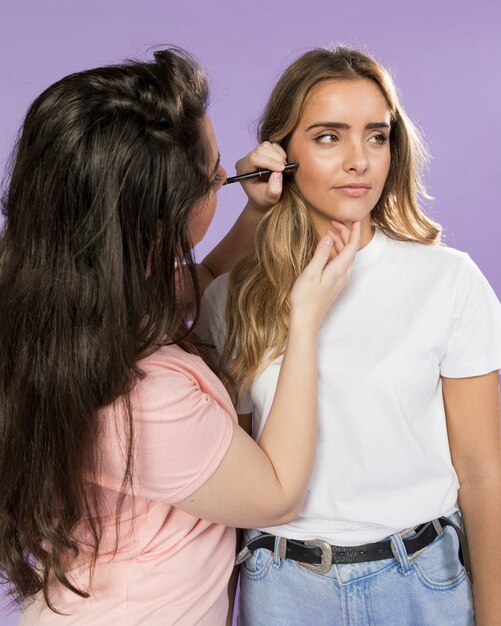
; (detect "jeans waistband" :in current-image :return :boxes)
[237,516,472,582]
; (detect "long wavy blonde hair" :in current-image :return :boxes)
[222,46,441,398]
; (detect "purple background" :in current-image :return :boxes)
[1,1,500,624]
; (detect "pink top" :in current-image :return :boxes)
[20,344,237,625]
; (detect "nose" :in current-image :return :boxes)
[343,139,368,175]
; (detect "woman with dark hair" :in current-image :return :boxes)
[202,46,501,625]
[0,49,357,624]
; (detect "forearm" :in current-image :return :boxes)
[174,232,355,529]
[257,318,318,517]
[201,200,263,277]
[459,475,501,625]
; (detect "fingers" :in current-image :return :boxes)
[269,142,287,162]
[290,222,363,328]
[265,171,283,203]
[235,141,288,212]
[310,221,362,278]
[327,228,345,256]
[290,229,348,327]
[330,220,350,246]
[304,233,335,274]
[235,141,286,176]
[323,220,361,253]
[349,220,362,245]
[325,221,361,274]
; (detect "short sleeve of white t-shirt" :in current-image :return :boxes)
[198,232,501,545]
[198,275,254,414]
[440,253,501,377]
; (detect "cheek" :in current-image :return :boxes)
[188,196,216,244]
[200,200,216,233]
[207,194,217,222]
[377,147,391,174]
[378,151,392,185]
[294,151,335,192]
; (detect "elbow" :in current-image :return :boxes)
[455,459,501,490]
[265,495,304,526]
[281,500,303,524]
[275,509,301,526]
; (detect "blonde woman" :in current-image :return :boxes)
[200,47,501,625]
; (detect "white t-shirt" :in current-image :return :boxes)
[199,228,501,546]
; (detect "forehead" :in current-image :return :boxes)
[300,78,391,125]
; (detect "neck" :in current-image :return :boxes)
[312,214,374,256]
[355,216,374,250]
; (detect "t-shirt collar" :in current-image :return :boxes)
[351,226,387,270]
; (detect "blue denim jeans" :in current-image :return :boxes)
[238,512,474,625]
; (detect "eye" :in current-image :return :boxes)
[210,170,226,190]
[369,133,388,145]
[315,132,339,145]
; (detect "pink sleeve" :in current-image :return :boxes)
[132,364,235,504]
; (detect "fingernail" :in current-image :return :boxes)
[321,236,333,246]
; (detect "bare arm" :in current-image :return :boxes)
[193,199,271,298]
[442,371,501,626]
[199,199,271,280]
[199,142,286,281]
[175,223,360,528]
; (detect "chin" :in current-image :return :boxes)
[331,207,373,223]
[308,201,374,229]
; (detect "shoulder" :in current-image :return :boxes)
[383,233,473,278]
[203,272,230,306]
[134,345,225,412]
[383,233,500,315]
[200,272,231,326]
[121,347,236,504]
[139,343,209,380]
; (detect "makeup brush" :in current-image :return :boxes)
[223,162,298,185]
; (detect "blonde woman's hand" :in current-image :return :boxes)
[290,221,361,329]
[235,141,287,213]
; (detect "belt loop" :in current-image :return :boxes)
[432,519,445,537]
[390,532,413,575]
[273,535,286,566]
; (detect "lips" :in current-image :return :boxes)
[335,183,371,189]
[334,184,371,197]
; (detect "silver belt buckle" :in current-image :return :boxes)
[298,539,333,574]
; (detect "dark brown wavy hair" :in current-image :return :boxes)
[0,48,214,612]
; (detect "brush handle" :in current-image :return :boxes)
[223,162,298,185]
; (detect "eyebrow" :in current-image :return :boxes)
[305,122,391,132]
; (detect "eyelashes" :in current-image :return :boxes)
[211,171,226,189]
[369,134,388,145]
[314,132,389,145]
[315,132,339,144]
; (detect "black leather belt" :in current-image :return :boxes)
[236,517,472,582]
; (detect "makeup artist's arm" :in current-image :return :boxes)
[198,142,286,289]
